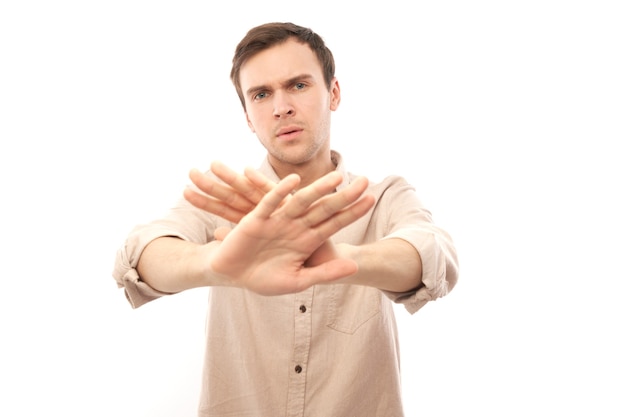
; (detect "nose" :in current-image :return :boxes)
[272,91,294,119]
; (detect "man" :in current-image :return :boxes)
[113,22,458,416]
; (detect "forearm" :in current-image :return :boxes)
[136,236,227,293]
[338,238,423,292]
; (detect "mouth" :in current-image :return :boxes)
[276,126,303,141]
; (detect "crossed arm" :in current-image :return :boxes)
[136,162,423,296]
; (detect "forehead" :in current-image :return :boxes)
[239,38,324,89]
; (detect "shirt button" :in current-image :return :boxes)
[299,305,307,313]
[295,365,303,374]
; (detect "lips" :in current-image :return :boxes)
[276,126,303,140]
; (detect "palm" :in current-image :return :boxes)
[210,213,337,294]
[186,165,375,295]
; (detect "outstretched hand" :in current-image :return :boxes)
[184,164,375,295]
[184,161,275,223]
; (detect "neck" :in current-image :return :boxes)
[269,151,337,190]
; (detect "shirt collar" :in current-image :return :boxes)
[258,150,350,190]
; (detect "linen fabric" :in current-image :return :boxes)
[113,151,458,417]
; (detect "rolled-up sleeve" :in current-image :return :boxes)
[112,197,220,309]
[375,176,459,314]
[112,225,187,308]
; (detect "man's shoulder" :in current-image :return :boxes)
[346,172,413,192]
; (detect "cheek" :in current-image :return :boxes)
[245,110,263,132]
[246,117,255,132]
[245,105,269,126]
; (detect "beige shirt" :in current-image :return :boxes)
[113,151,458,417]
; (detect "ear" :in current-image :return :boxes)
[245,112,255,133]
[329,77,341,111]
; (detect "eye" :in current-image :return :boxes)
[254,91,268,100]
[294,82,306,90]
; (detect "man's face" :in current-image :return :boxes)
[239,39,340,169]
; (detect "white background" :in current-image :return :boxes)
[1,1,625,416]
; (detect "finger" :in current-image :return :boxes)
[243,166,276,194]
[183,187,247,223]
[293,259,359,292]
[244,166,293,209]
[253,174,301,218]
[211,161,267,205]
[214,226,232,241]
[283,171,344,218]
[301,176,370,227]
[189,168,256,213]
[315,193,376,240]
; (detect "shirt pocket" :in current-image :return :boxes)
[325,285,381,334]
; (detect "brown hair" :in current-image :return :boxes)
[230,22,336,109]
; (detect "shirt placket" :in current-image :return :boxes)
[285,287,315,417]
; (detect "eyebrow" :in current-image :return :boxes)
[245,73,316,98]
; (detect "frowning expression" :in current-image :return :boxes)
[239,38,341,169]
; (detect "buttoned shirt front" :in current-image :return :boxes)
[113,151,458,417]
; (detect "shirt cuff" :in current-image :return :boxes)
[117,267,174,309]
[112,228,188,308]
[381,229,458,314]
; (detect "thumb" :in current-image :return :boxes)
[214,226,232,241]
[299,259,359,289]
